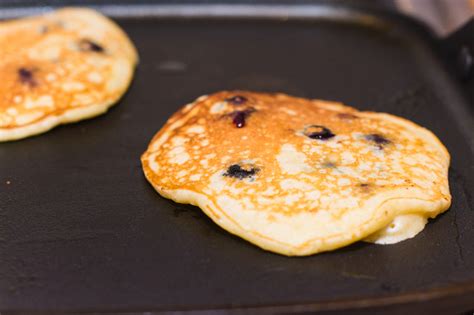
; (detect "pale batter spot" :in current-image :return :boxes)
[209,172,227,192]
[177,170,188,178]
[173,153,190,165]
[305,190,321,200]
[46,73,57,82]
[358,162,371,171]
[221,156,231,163]
[280,108,297,116]
[403,156,417,166]
[172,136,187,146]
[210,101,226,114]
[13,96,22,104]
[87,71,103,83]
[24,95,54,109]
[62,81,85,92]
[6,107,18,116]
[190,174,202,181]
[341,152,355,164]
[337,178,351,186]
[28,44,61,61]
[15,111,43,125]
[73,94,94,105]
[284,194,300,205]
[280,179,313,191]
[147,153,161,172]
[0,114,13,126]
[276,144,312,175]
[187,125,205,134]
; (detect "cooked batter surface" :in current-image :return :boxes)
[142,91,451,256]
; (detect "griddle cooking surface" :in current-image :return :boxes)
[0,8,473,313]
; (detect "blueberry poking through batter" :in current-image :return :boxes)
[230,108,256,128]
[365,134,391,149]
[226,95,247,105]
[18,67,37,87]
[304,125,335,140]
[233,112,247,128]
[224,164,259,179]
[78,39,104,52]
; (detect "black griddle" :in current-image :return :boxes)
[0,1,473,314]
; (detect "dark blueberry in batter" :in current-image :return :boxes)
[18,68,37,86]
[231,108,256,128]
[322,162,337,168]
[359,183,372,192]
[224,164,259,179]
[304,125,335,140]
[365,134,391,145]
[233,112,246,128]
[79,39,104,53]
[226,95,247,105]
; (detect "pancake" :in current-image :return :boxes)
[141,91,451,256]
[0,8,138,141]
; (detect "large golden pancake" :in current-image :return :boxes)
[141,91,451,256]
[0,8,138,141]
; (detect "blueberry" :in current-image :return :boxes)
[230,108,256,128]
[223,164,259,179]
[18,67,37,87]
[304,125,335,140]
[78,39,104,53]
[226,95,247,105]
[365,134,391,145]
[233,112,246,128]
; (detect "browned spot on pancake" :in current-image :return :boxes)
[38,25,49,34]
[338,113,358,120]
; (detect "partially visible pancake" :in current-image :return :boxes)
[0,8,138,141]
[141,91,451,256]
